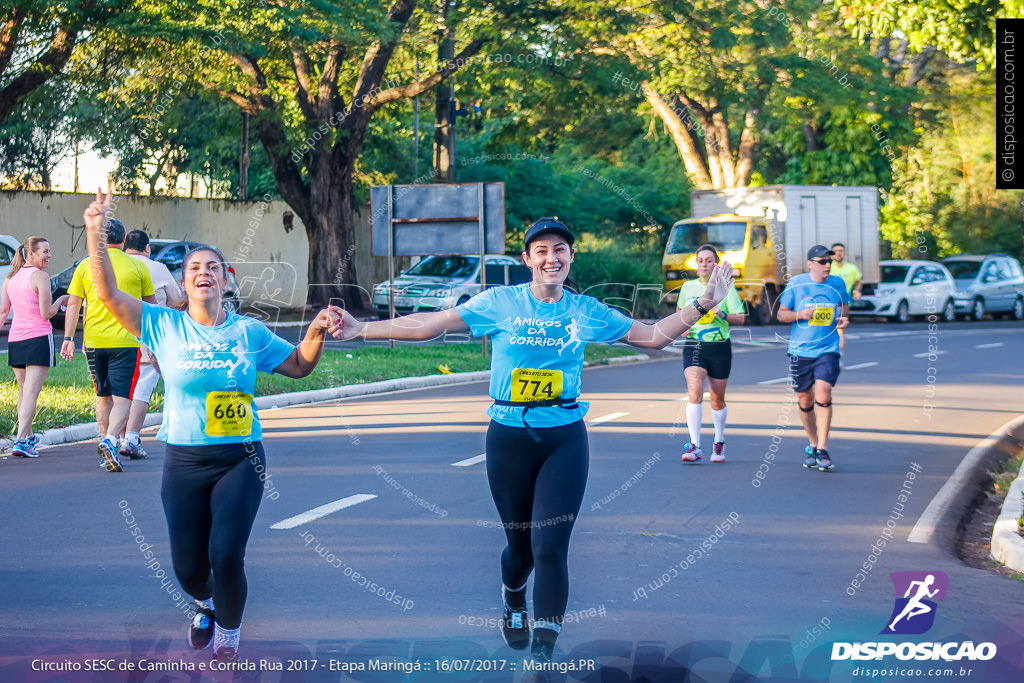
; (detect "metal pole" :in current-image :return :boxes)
[388,185,396,350]
[478,183,488,356]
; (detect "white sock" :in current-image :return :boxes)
[103,434,118,446]
[712,407,727,443]
[213,623,240,652]
[686,402,702,447]
[125,431,140,446]
[197,597,214,611]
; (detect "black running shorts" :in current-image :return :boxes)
[8,333,55,368]
[85,347,141,398]
[681,339,732,380]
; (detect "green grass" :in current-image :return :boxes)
[1,343,637,435]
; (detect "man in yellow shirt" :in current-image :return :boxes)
[61,219,156,472]
[829,243,862,356]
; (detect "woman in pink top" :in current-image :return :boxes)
[0,236,69,457]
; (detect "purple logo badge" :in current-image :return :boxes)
[881,571,949,635]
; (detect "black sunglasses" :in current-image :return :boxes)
[811,258,832,265]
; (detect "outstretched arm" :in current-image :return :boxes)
[84,189,142,337]
[332,307,469,341]
[274,305,344,378]
[621,262,736,349]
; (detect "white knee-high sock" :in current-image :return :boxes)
[713,406,727,443]
[686,402,702,446]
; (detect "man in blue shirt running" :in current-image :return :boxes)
[777,245,850,472]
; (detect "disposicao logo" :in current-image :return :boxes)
[882,571,948,635]
[831,571,997,663]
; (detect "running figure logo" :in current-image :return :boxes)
[558,320,581,356]
[881,571,948,635]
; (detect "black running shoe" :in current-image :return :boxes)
[188,608,215,650]
[501,601,530,650]
[530,633,555,663]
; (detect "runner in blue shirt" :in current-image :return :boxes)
[777,245,850,472]
[336,218,735,664]
[82,190,343,661]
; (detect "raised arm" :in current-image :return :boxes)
[621,262,736,349]
[84,189,142,337]
[274,305,344,378]
[333,307,469,342]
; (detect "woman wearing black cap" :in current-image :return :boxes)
[334,218,734,663]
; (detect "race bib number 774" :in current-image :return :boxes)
[510,369,563,403]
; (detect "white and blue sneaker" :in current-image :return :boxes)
[802,445,818,469]
[98,438,123,472]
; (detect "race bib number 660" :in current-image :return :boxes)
[205,391,254,436]
[510,368,563,403]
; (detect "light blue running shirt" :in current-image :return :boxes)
[778,273,851,357]
[456,283,634,428]
[139,303,295,445]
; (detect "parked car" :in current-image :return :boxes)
[941,254,1024,321]
[372,254,531,316]
[50,240,242,325]
[849,260,956,323]
[0,234,19,282]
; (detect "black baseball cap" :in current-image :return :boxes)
[807,244,834,260]
[524,218,574,249]
[104,219,126,244]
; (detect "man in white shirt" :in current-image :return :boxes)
[121,230,185,458]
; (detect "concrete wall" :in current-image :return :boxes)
[0,191,404,308]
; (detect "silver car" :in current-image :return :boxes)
[942,254,1024,321]
[850,260,956,323]
[373,254,530,316]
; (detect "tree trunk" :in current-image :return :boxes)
[304,159,363,310]
[645,89,714,190]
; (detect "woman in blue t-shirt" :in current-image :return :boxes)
[82,190,343,661]
[336,217,734,663]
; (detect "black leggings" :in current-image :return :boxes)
[162,442,265,630]
[485,419,588,624]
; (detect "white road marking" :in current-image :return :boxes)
[843,362,879,370]
[911,350,947,358]
[452,453,486,467]
[975,343,1005,349]
[757,377,792,385]
[270,494,377,529]
[588,412,629,425]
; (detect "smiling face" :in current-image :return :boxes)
[522,234,574,287]
[183,248,228,304]
[28,240,52,270]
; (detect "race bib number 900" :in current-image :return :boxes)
[809,306,835,326]
[205,391,254,436]
[510,369,563,403]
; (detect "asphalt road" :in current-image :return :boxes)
[1,321,1023,682]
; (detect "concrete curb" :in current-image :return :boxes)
[908,415,1024,554]
[990,418,1024,572]
[1,353,649,451]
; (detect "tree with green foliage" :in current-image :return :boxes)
[106,0,586,308]
[0,1,120,125]
[833,0,1018,67]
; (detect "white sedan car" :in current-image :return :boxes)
[849,260,956,323]
[0,233,19,281]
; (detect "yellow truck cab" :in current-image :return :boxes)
[663,214,776,316]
